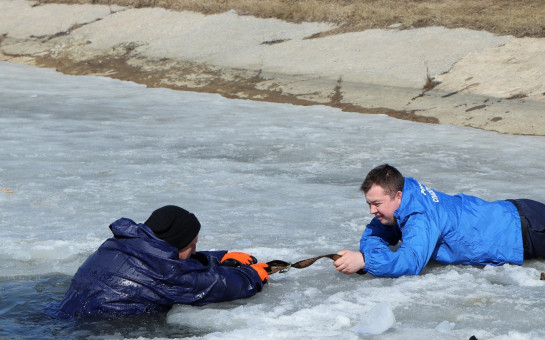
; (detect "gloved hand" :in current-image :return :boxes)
[250,263,269,283]
[221,252,258,267]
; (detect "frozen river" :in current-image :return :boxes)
[1,61,545,339]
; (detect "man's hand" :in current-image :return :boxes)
[250,263,269,283]
[221,252,258,267]
[333,250,365,275]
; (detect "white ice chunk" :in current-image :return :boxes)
[332,315,351,330]
[352,302,395,335]
[435,320,455,333]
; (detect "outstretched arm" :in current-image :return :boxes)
[166,251,265,306]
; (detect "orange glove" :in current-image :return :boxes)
[221,252,258,267]
[250,263,269,283]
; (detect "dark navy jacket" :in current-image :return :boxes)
[360,177,523,277]
[45,218,264,318]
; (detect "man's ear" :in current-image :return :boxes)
[396,190,402,201]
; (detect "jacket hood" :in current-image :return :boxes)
[109,217,165,243]
[395,177,428,224]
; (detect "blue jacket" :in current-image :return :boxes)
[45,218,264,318]
[360,177,523,277]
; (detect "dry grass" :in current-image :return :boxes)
[37,0,545,37]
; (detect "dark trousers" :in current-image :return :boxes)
[507,199,545,259]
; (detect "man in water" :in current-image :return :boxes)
[334,164,545,277]
[46,205,269,318]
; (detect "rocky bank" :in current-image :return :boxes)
[1,0,544,135]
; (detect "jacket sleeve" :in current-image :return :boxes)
[160,250,264,306]
[361,217,401,246]
[361,214,440,277]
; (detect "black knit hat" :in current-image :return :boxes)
[144,205,201,250]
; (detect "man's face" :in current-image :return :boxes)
[178,236,198,260]
[365,184,402,225]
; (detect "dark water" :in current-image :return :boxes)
[0,275,203,339]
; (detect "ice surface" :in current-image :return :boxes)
[1,61,545,339]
